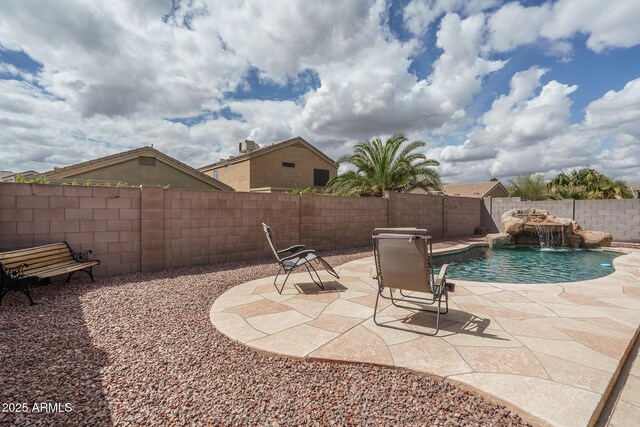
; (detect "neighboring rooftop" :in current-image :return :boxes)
[442,181,509,198]
[0,170,39,182]
[0,170,15,181]
[199,136,338,171]
[42,146,234,191]
[629,182,640,198]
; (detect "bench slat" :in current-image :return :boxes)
[0,243,69,259]
[23,260,89,275]
[7,251,75,266]
[0,247,72,264]
[2,251,75,267]
[31,261,100,279]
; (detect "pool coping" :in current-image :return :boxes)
[211,247,640,427]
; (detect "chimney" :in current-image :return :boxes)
[239,139,259,154]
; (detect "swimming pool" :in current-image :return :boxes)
[433,246,621,283]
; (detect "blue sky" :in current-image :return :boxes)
[1,0,639,182]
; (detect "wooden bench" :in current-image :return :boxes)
[0,242,100,305]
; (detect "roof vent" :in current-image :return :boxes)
[239,140,259,154]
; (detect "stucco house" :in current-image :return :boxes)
[41,146,233,190]
[1,170,39,182]
[199,137,338,193]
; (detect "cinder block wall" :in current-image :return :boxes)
[483,197,640,242]
[444,196,482,237]
[300,193,387,250]
[0,183,141,276]
[5,183,636,278]
[161,190,300,269]
[575,199,640,242]
[388,192,445,238]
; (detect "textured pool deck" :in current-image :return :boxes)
[210,246,640,427]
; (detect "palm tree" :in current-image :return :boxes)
[548,182,589,200]
[547,171,571,193]
[508,174,548,200]
[327,133,441,197]
[548,168,633,199]
[592,179,634,199]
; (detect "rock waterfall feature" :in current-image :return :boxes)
[486,208,613,249]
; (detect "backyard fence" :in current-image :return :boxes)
[482,197,640,242]
[0,183,481,277]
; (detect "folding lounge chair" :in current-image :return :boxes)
[262,223,339,294]
[371,228,455,336]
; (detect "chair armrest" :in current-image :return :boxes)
[280,249,316,262]
[435,264,455,292]
[277,244,307,254]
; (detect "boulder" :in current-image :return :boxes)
[486,233,514,247]
[579,231,613,248]
[554,217,574,227]
[498,207,611,248]
[502,216,526,235]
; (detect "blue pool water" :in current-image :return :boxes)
[433,246,620,283]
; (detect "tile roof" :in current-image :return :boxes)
[42,146,234,191]
[199,136,337,171]
[442,181,508,197]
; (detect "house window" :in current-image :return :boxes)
[282,162,295,168]
[314,169,330,186]
[139,156,156,166]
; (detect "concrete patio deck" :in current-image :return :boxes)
[210,245,640,427]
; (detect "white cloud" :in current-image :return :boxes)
[584,78,640,181]
[0,0,639,184]
[487,2,551,52]
[585,78,640,137]
[487,0,640,53]
[542,0,640,52]
[0,0,247,118]
[208,0,387,81]
[403,0,500,36]
[430,68,640,183]
[301,13,505,138]
[429,66,583,179]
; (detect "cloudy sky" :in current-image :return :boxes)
[1,0,639,183]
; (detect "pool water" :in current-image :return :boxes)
[433,246,621,283]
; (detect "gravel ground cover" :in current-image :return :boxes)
[1,239,528,426]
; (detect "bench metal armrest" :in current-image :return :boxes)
[71,249,94,263]
[4,263,29,280]
[280,249,316,263]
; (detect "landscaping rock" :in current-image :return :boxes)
[0,241,528,427]
[579,230,613,248]
[486,233,514,247]
[502,217,526,235]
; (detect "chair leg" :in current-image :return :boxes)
[374,287,447,336]
[373,288,442,336]
[305,263,325,290]
[273,267,294,294]
[373,288,383,326]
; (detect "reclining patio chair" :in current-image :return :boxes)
[262,223,339,294]
[372,228,455,336]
